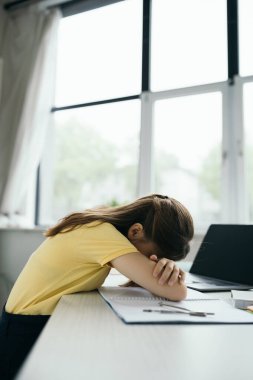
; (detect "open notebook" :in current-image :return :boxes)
[98,287,253,324]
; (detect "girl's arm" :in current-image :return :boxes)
[110,252,187,301]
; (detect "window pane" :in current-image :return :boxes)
[243,82,253,220]
[55,0,142,107]
[154,93,222,229]
[239,0,253,76]
[40,101,141,224]
[151,0,228,91]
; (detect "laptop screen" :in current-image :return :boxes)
[190,224,253,285]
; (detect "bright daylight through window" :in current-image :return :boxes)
[154,93,222,224]
[39,0,253,231]
[40,0,142,224]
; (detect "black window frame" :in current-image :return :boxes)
[35,0,239,225]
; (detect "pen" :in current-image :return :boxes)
[142,309,214,317]
[158,301,215,315]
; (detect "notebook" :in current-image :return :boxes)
[98,286,253,324]
[186,224,253,292]
[231,290,253,309]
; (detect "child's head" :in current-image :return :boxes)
[45,193,194,261]
[111,194,194,261]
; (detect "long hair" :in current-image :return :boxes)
[45,194,194,261]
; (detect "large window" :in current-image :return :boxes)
[55,0,142,106]
[244,83,253,220]
[39,0,253,231]
[239,0,253,76]
[40,0,142,224]
[41,101,141,222]
[154,92,222,226]
[151,0,227,90]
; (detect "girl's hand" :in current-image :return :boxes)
[149,255,185,286]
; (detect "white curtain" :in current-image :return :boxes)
[0,5,61,227]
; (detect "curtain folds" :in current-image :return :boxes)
[0,5,61,227]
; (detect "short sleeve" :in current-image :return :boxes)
[74,222,138,267]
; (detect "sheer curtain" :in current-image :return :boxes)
[0,5,61,227]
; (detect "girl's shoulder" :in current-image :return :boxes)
[76,221,128,245]
[80,221,119,235]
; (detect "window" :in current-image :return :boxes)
[239,0,253,76]
[243,83,253,220]
[39,0,253,232]
[154,92,222,226]
[55,0,142,106]
[39,0,142,224]
[151,0,227,91]
[41,101,141,223]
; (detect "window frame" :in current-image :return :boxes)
[36,0,253,231]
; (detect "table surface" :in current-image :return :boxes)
[17,272,253,380]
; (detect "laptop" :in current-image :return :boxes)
[186,224,253,292]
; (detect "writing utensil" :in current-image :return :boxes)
[185,298,219,301]
[158,301,215,315]
[142,309,213,317]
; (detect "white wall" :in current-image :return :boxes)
[0,228,45,309]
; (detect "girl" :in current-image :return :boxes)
[0,194,194,379]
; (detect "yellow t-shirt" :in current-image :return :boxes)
[6,221,136,315]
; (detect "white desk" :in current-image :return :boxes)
[17,273,253,380]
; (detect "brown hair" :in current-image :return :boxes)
[45,194,194,261]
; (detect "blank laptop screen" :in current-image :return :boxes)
[190,224,253,285]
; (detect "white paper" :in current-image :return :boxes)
[231,290,253,300]
[99,286,253,324]
[231,290,253,309]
